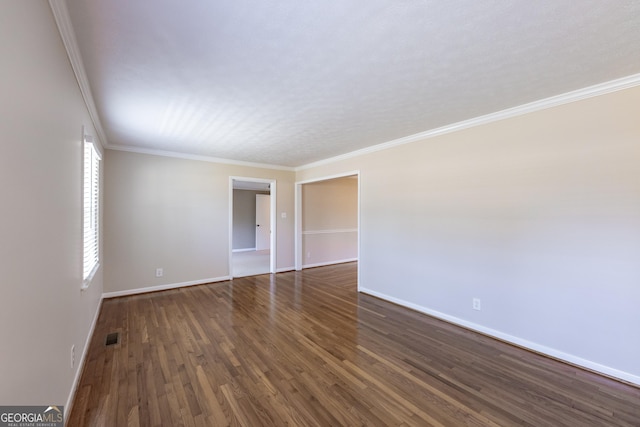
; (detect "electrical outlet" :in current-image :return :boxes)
[307,252,311,259]
[472,298,481,311]
[155,268,163,277]
[70,345,75,369]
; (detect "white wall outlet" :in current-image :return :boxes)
[473,298,481,311]
[307,252,311,259]
[155,268,163,277]
[281,212,287,219]
[70,345,75,369]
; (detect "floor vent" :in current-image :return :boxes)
[105,332,119,346]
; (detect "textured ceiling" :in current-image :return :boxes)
[64,0,640,167]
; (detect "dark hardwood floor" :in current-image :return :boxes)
[69,263,640,426]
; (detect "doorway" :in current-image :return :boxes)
[295,171,360,288]
[229,177,276,278]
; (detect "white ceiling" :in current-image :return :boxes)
[63,0,640,168]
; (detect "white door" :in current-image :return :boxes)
[255,194,270,251]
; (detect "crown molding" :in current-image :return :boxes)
[106,144,295,171]
[49,0,109,149]
[296,72,640,171]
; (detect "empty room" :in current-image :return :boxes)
[1,1,640,426]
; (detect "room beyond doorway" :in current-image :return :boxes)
[295,171,359,275]
[229,177,276,278]
[232,249,270,277]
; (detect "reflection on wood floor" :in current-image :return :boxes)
[69,263,640,426]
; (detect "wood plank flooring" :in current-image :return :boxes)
[69,263,640,426]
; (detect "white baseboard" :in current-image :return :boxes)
[232,247,256,253]
[276,266,295,273]
[103,276,230,299]
[65,295,103,424]
[359,287,640,387]
[302,258,358,269]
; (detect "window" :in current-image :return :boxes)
[83,135,101,284]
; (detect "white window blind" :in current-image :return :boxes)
[83,137,101,283]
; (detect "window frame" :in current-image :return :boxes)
[82,134,101,288]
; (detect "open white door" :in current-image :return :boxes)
[255,194,271,251]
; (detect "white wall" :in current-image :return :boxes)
[297,85,640,384]
[0,0,103,409]
[104,150,295,295]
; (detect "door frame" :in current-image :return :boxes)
[229,176,277,278]
[295,170,360,289]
